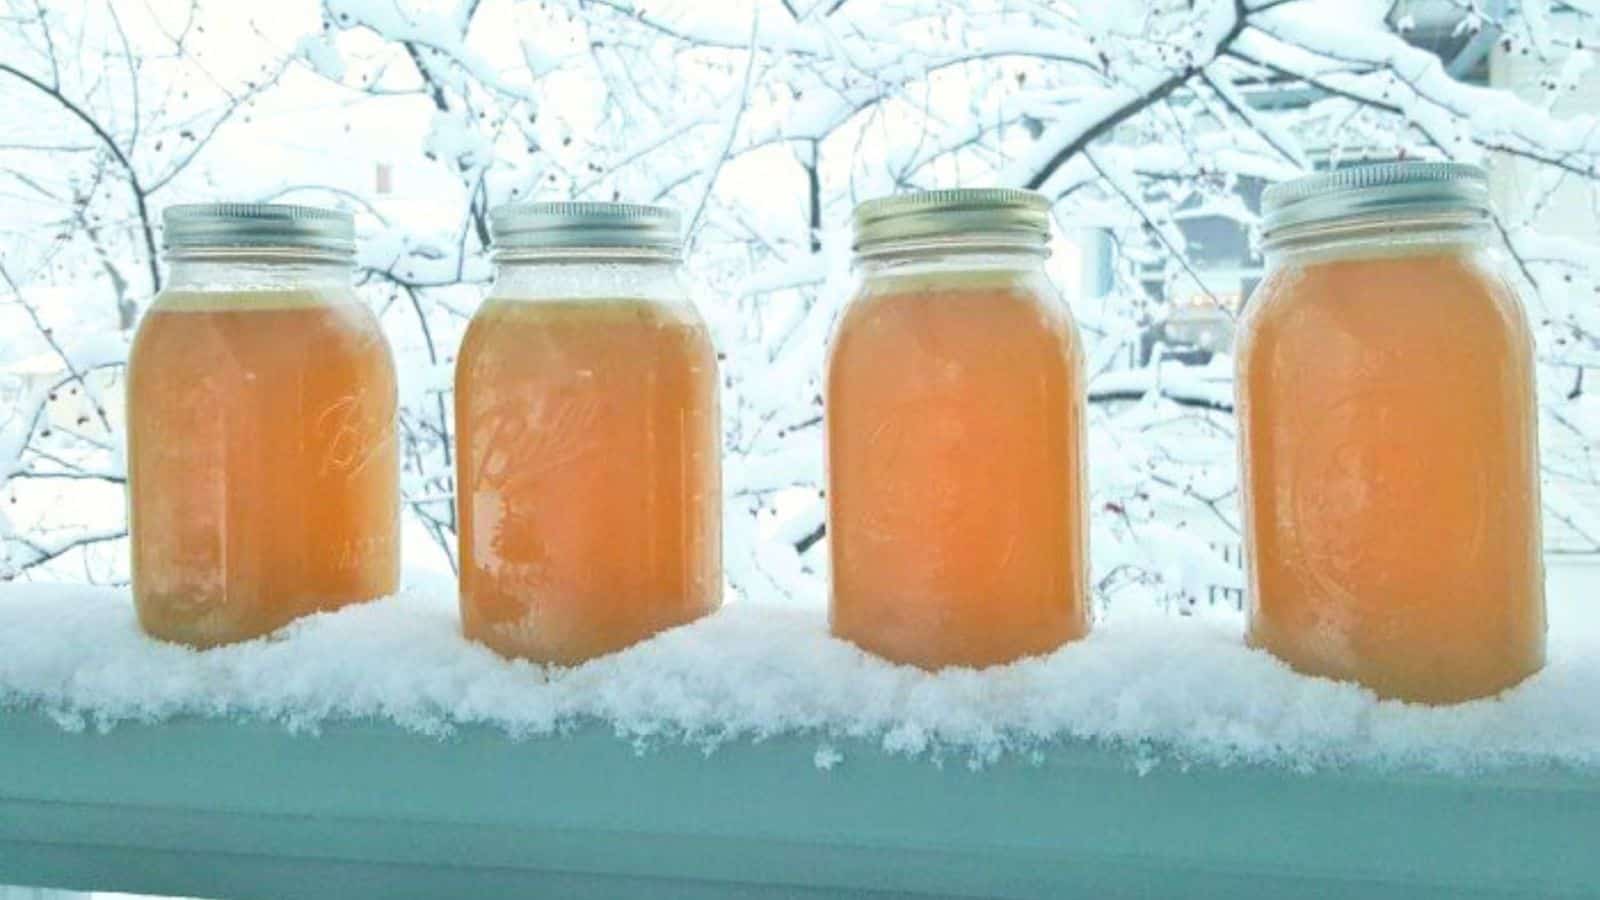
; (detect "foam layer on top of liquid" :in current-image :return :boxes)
[152,288,366,313]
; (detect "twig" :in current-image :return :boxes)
[0,61,162,294]
[0,261,115,434]
[685,9,762,248]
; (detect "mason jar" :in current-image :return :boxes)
[1238,162,1545,703]
[827,188,1090,669]
[128,203,399,646]
[457,202,721,664]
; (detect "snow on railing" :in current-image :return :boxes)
[3,573,1599,773]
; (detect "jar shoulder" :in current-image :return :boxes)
[841,268,1077,329]
[1239,249,1531,352]
[132,287,392,371]
[831,269,1083,377]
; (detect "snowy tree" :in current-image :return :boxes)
[4,0,1600,610]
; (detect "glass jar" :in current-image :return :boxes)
[128,203,399,646]
[1238,162,1545,703]
[457,202,721,664]
[827,188,1089,669]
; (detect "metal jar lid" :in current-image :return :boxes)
[1261,162,1489,237]
[163,203,355,255]
[490,201,682,255]
[852,188,1051,254]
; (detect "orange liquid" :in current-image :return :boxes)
[455,298,721,664]
[826,273,1089,669]
[1238,248,1544,702]
[127,293,399,647]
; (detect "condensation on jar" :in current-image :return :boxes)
[456,202,722,665]
[127,203,400,647]
[826,188,1090,669]
[1237,162,1545,703]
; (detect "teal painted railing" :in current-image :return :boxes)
[2,710,1597,898]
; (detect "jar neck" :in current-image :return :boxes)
[491,248,686,301]
[164,250,354,291]
[1263,211,1489,265]
[855,242,1049,278]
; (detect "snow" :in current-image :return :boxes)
[3,565,1599,773]
[294,34,346,82]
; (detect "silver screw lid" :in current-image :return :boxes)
[163,203,355,255]
[1261,162,1489,236]
[490,201,682,255]
[852,187,1051,254]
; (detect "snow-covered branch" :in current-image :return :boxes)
[7,0,1600,597]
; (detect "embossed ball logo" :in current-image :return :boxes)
[1284,388,1491,605]
[855,401,1027,575]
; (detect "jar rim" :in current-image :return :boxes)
[491,245,681,264]
[1262,209,1490,257]
[853,235,1052,264]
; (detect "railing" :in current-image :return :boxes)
[3,711,1599,899]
